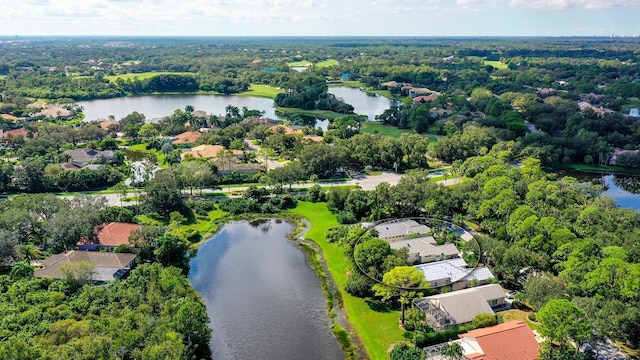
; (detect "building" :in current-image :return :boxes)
[414,257,495,290]
[457,321,540,359]
[0,128,30,139]
[629,108,640,118]
[64,148,114,166]
[180,144,243,160]
[373,219,431,242]
[412,94,439,104]
[34,251,137,282]
[413,284,506,331]
[388,237,458,264]
[610,148,640,165]
[91,222,141,249]
[171,130,202,145]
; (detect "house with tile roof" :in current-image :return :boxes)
[180,144,243,160]
[373,219,432,242]
[96,222,141,248]
[413,284,506,331]
[457,321,540,359]
[34,251,137,282]
[64,148,114,166]
[171,130,202,145]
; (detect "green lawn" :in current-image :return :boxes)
[361,122,439,142]
[287,60,313,67]
[177,208,228,237]
[239,84,283,99]
[104,72,196,82]
[553,163,640,175]
[290,202,405,360]
[275,107,346,120]
[484,61,508,70]
[316,59,339,68]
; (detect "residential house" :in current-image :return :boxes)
[270,124,304,135]
[413,284,507,331]
[413,94,439,104]
[171,130,202,145]
[457,321,540,359]
[0,128,30,139]
[610,148,640,165]
[388,237,459,264]
[34,250,137,282]
[93,222,141,249]
[408,87,434,97]
[64,148,114,167]
[373,219,431,242]
[180,144,243,160]
[28,101,74,120]
[379,81,401,89]
[578,101,613,117]
[0,113,19,122]
[414,257,495,290]
[536,88,555,97]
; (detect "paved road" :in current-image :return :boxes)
[62,171,460,207]
[244,140,285,170]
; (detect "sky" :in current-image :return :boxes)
[0,0,639,37]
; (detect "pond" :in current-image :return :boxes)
[328,86,395,121]
[188,219,344,360]
[565,172,640,210]
[78,94,281,122]
[78,87,393,124]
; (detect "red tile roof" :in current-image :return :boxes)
[172,131,202,144]
[0,128,29,138]
[459,321,540,360]
[96,222,141,247]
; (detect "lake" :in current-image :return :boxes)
[329,86,394,121]
[78,87,393,123]
[188,219,344,360]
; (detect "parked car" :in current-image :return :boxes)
[506,290,520,299]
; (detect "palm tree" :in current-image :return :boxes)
[10,261,35,278]
[441,341,464,360]
[20,243,41,262]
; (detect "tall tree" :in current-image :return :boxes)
[373,266,430,325]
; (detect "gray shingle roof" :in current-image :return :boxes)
[35,251,136,281]
[418,284,505,325]
[374,219,431,240]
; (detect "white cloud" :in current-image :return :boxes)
[507,0,640,9]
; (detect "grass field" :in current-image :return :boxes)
[275,107,346,120]
[484,61,508,70]
[239,84,283,99]
[290,202,405,359]
[287,60,313,67]
[104,71,196,82]
[178,207,228,238]
[361,122,439,142]
[553,163,640,175]
[316,59,339,68]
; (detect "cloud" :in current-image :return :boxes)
[507,0,640,9]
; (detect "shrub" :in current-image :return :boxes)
[472,313,498,328]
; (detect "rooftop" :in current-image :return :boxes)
[96,222,141,247]
[389,237,459,260]
[35,251,137,282]
[374,219,431,240]
[459,321,540,360]
[416,284,505,326]
[414,258,494,284]
[172,130,202,144]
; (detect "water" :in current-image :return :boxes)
[78,94,280,122]
[78,87,393,123]
[566,172,640,210]
[188,220,344,360]
[328,86,394,121]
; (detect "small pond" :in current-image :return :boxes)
[188,219,344,360]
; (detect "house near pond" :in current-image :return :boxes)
[389,236,458,264]
[373,219,432,242]
[413,284,506,331]
[64,148,114,167]
[77,222,141,251]
[34,250,137,282]
[457,321,540,359]
[414,257,495,290]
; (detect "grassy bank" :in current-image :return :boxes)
[275,107,346,120]
[287,60,313,67]
[290,202,405,359]
[316,59,339,68]
[553,163,640,175]
[239,84,283,99]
